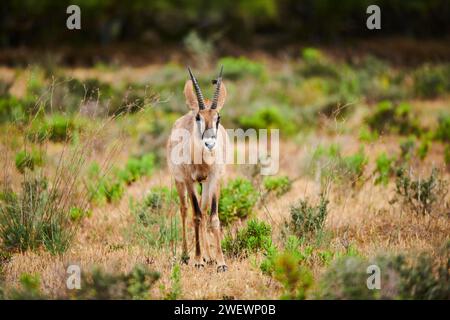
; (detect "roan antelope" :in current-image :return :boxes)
[166,67,228,272]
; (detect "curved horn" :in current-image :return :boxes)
[187,67,205,110]
[211,66,223,110]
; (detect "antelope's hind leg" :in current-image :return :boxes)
[175,181,189,264]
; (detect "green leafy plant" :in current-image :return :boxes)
[435,113,450,143]
[374,152,395,186]
[117,153,156,185]
[218,56,266,80]
[222,219,272,258]
[69,207,92,222]
[263,176,291,196]
[162,264,182,300]
[72,265,160,300]
[239,106,296,136]
[413,64,450,98]
[394,168,448,215]
[129,187,180,249]
[366,101,421,136]
[308,144,367,187]
[15,149,44,174]
[7,273,47,300]
[219,178,258,226]
[288,194,329,239]
[0,177,76,254]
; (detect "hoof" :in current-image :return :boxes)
[217,265,228,273]
[203,258,216,265]
[181,253,190,265]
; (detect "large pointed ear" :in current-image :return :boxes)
[214,81,227,111]
[184,80,198,111]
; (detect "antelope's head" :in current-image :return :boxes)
[184,67,227,151]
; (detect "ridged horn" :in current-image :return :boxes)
[211,66,223,109]
[187,67,205,110]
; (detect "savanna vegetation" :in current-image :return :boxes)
[0,1,449,300]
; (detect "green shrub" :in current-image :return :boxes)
[219,178,258,226]
[414,64,450,98]
[273,252,313,300]
[394,167,448,215]
[239,106,296,136]
[288,194,328,239]
[318,247,449,300]
[263,176,291,196]
[0,177,76,254]
[0,96,33,124]
[218,56,266,80]
[15,149,44,174]
[87,169,125,205]
[435,114,450,143]
[417,135,432,160]
[366,101,421,136]
[299,47,339,79]
[69,207,92,222]
[117,153,155,185]
[358,125,379,143]
[374,152,395,186]
[309,144,367,186]
[28,115,82,143]
[222,219,271,258]
[72,265,160,300]
[399,137,416,161]
[445,145,450,168]
[129,187,180,249]
[7,273,47,300]
[162,265,182,300]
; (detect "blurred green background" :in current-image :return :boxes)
[2,0,449,48]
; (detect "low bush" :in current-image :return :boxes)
[366,101,421,136]
[0,95,34,124]
[263,176,291,196]
[445,145,450,169]
[161,265,182,300]
[413,64,450,98]
[318,246,449,300]
[222,219,272,258]
[238,106,296,136]
[87,163,125,204]
[27,115,83,143]
[394,167,448,215]
[0,176,76,254]
[309,144,367,187]
[117,153,156,185]
[288,194,329,239]
[71,265,160,300]
[219,178,258,226]
[87,154,156,204]
[218,56,266,80]
[374,152,395,186]
[69,207,92,222]
[129,187,180,249]
[299,48,339,79]
[435,114,450,143]
[4,273,47,300]
[15,149,44,174]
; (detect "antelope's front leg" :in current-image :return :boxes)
[187,183,204,268]
[210,183,227,272]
